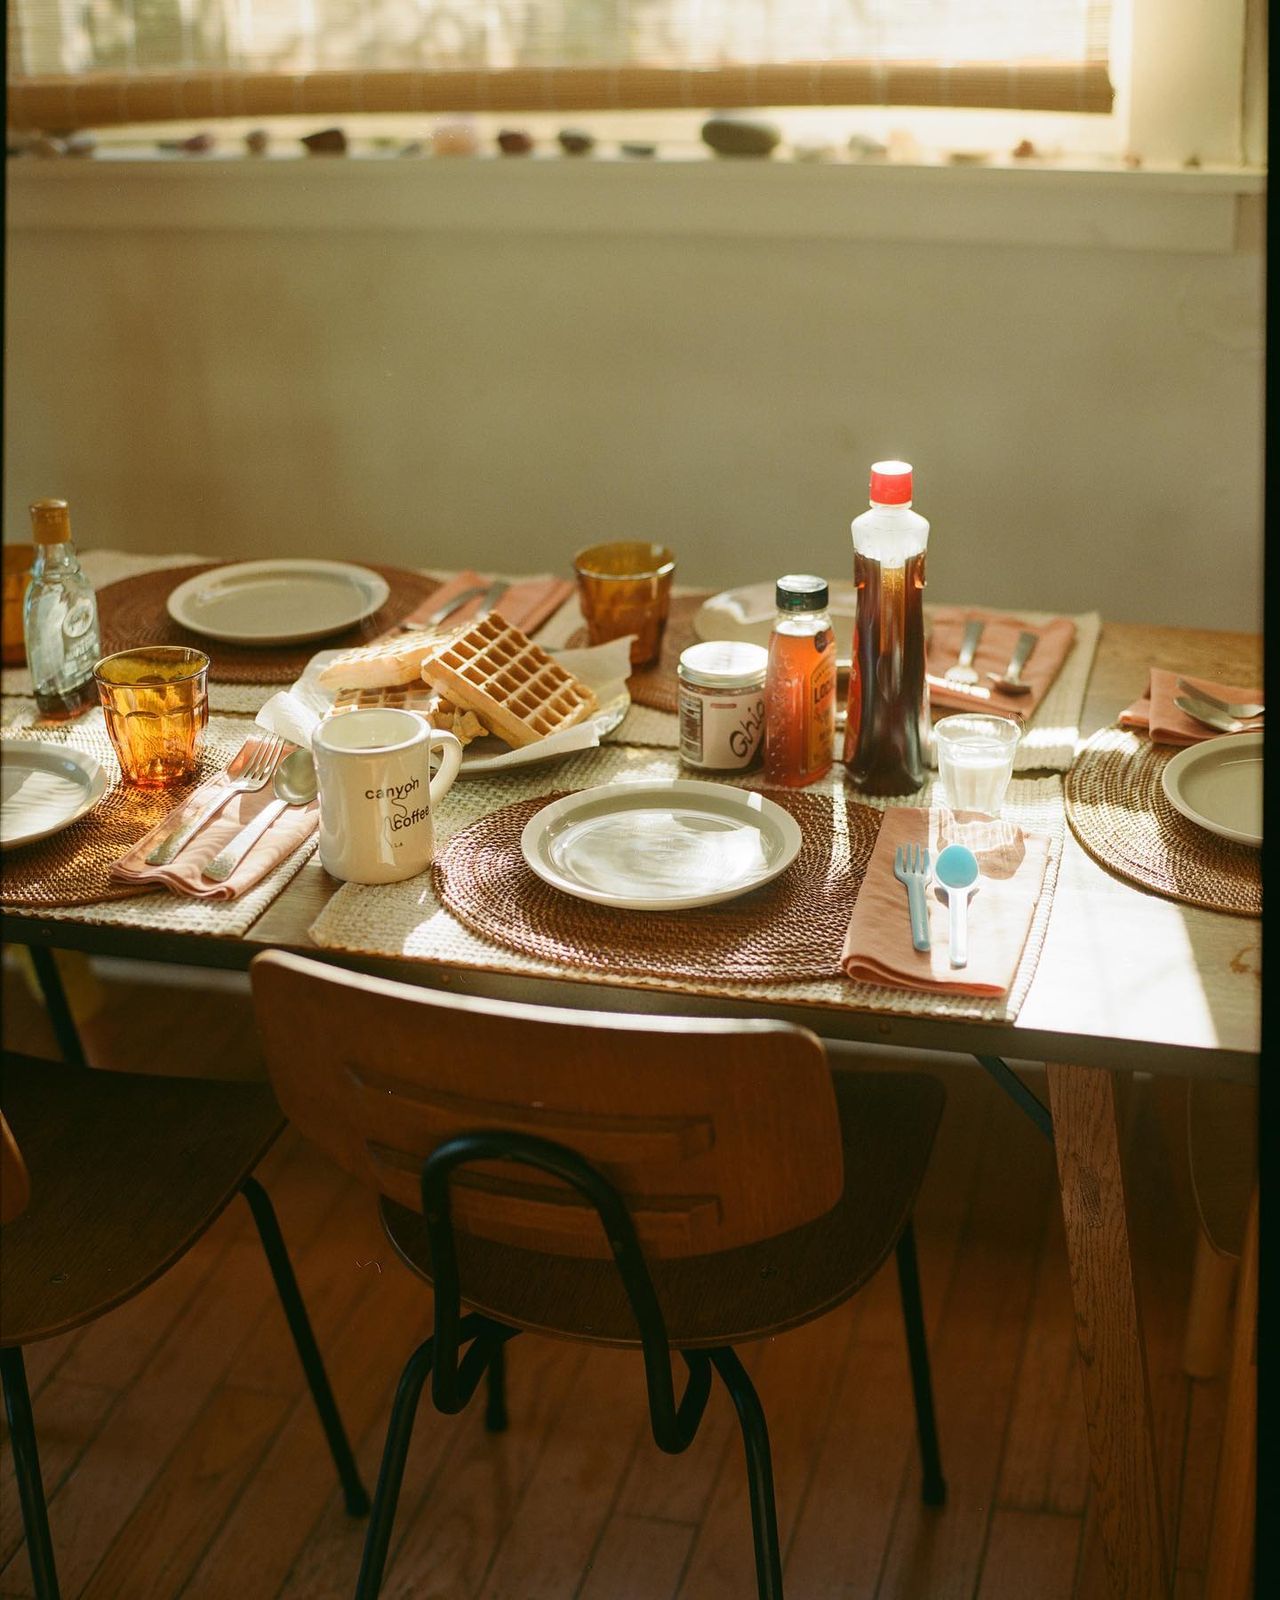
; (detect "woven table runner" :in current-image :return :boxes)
[1065,727,1260,917]
[567,597,1100,769]
[307,744,1065,1025]
[435,789,882,984]
[1,707,318,930]
[97,562,441,685]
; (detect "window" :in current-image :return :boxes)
[9,1,1113,127]
[6,0,1258,169]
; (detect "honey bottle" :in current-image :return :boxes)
[763,574,837,787]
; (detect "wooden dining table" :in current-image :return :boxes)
[1,607,1261,1600]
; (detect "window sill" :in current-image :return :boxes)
[6,153,1264,253]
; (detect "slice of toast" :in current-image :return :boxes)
[316,634,437,691]
[421,613,597,748]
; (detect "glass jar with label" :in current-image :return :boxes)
[677,641,767,771]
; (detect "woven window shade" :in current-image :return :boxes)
[7,1,1114,132]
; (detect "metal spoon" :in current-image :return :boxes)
[1175,679,1263,720]
[1173,695,1264,737]
[987,630,1037,695]
[934,844,979,969]
[202,748,318,882]
[943,619,984,684]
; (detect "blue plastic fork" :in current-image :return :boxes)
[893,843,932,953]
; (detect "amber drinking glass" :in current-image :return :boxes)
[573,541,676,667]
[94,646,210,788]
[2,544,34,667]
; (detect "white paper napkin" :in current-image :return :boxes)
[255,636,635,774]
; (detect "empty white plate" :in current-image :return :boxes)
[1,739,109,849]
[520,779,802,910]
[167,560,391,645]
[694,579,857,668]
[1161,732,1262,847]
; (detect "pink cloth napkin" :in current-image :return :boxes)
[1118,669,1263,747]
[927,607,1077,717]
[111,748,318,901]
[840,806,1051,998]
[404,570,574,637]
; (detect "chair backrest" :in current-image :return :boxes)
[1,1111,31,1225]
[250,951,843,1261]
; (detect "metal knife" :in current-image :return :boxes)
[397,583,489,633]
[479,579,509,615]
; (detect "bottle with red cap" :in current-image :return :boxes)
[842,459,930,794]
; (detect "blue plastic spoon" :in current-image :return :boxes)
[934,844,980,970]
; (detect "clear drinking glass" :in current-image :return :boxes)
[573,541,676,667]
[94,646,210,788]
[933,713,1021,816]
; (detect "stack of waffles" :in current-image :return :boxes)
[317,615,598,748]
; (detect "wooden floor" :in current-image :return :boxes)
[0,955,1229,1600]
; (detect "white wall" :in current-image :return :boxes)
[4,161,1264,630]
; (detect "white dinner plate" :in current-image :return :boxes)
[1,739,109,849]
[520,779,803,910]
[167,560,391,645]
[694,579,858,669]
[1161,732,1262,847]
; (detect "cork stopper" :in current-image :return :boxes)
[29,499,72,544]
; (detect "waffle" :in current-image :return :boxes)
[316,634,436,691]
[421,613,598,748]
[329,684,489,746]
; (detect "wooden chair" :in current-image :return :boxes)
[251,950,949,1600]
[0,1050,370,1600]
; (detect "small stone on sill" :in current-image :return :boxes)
[558,129,595,156]
[701,114,781,158]
[302,128,348,155]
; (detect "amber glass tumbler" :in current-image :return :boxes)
[573,541,676,667]
[2,544,34,666]
[95,646,210,788]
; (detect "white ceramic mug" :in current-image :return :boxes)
[312,707,463,885]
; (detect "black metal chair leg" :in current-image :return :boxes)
[1,1347,61,1600]
[709,1347,785,1600]
[27,947,86,1070]
[894,1218,946,1506]
[239,1177,370,1516]
[355,1338,435,1600]
[484,1339,508,1433]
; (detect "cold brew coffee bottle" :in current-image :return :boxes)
[842,461,929,794]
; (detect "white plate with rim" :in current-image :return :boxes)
[1,739,109,850]
[694,579,858,669]
[520,778,803,910]
[167,559,391,646]
[1161,732,1262,847]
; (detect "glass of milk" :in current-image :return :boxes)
[934,714,1022,816]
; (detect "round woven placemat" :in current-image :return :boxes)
[97,563,441,684]
[1065,727,1260,918]
[434,787,883,982]
[0,719,247,907]
[566,593,708,714]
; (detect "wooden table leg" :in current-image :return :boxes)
[1046,1062,1171,1600]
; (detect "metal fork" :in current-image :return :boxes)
[893,843,932,953]
[1175,678,1263,720]
[145,733,285,865]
